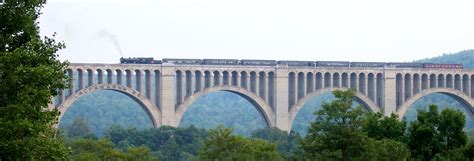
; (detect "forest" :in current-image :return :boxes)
[62,90,474,160]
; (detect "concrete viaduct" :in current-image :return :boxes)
[52,63,474,131]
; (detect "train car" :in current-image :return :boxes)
[120,57,160,64]
[387,62,423,68]
[162,58,202,65]
[277,60,314,67]
[202,59,240,65]
[240,59,277,66]
[423,63,463,69]
[350,62,386,68]
[315,61,350,67]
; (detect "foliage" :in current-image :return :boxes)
[105,125,207,160]
[291,93,333,135]
[67,138,156,161]
[199,126,284,161]
[468,129,474,142]
[465,142,474,159]
[407,104,467,160]
[64,117,96,139]
[300,89,412,161]
[300,89,369,160]
[362,112,406,141]
[251,127,302,159]
[362,138,410,161]
[0,0,70,160]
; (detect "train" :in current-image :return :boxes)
[119,57,463,69]
[120,57,161,64]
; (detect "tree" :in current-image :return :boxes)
[125,145,157,161]
[438,108,467,150]
[68,138,126,160]
[251,127,302,159]
[199,126,283,160]
[65,117,95,139]
[104,125,208,160]
[407,104,468,160]
[465,142,474,159]
[362,112,406,141]
[0,0,69,160]
[362,138,410,161]
[299,89,368,160]
[407,105,443,160]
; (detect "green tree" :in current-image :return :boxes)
[66,117,96,139]
[0,0,69,160]
[105,125,207,160]
[465,142,474,159]
[362,138,410,161]
[438,108,467,150]
[362,112,406,141]
[68,138,125,160]
[125,146,157,161]
[299,89,368,160]
[251,127,301,159]
[407,104,468,160]
[199,126,283,161]
[407,105,443,160]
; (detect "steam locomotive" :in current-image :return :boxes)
[120,57,463,69]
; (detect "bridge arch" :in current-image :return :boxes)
[398,88,474,119]
[56,84,161,127]
[175,86,275,127]
[288,87,380,131]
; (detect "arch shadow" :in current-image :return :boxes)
[175,86,275,127]
[56,84,161,127]
[398,88,474,119]
[288,87,380,130]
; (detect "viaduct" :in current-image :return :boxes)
[52,63,474,131]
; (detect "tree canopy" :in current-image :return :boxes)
[0,0,69,159]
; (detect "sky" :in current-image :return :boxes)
[39,0,474,63]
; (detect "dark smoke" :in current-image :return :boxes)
[98,30,124,57]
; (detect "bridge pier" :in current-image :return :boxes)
[275,68,290,131]
[384,71,397,115]
[161,65,177,126]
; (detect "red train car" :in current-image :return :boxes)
[423,63,463,69]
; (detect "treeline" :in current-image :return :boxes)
[64,119,299,160]
[64,90,474,160]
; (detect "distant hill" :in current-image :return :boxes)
[415,49,474,68]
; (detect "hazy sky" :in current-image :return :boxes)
[39,0,474,63]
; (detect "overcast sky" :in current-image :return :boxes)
[39,0,474,63]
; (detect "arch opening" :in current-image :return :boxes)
[59,89,157,137]
[398,88,474,130]
[289,88,379,135]
[290,90,376,135]
[177,87,273,136]
[402,92,474,130]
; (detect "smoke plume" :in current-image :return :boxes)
[98,30,124,57]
